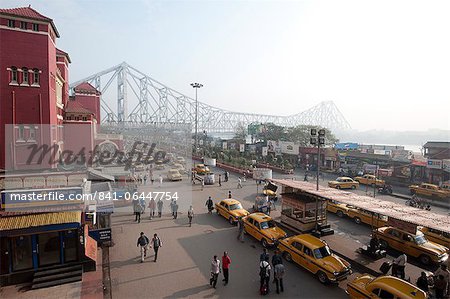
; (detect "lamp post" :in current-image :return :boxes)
[190,82,203,154]
[310,128,326,232]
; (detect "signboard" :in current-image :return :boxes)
[84,225,98,262]
[427,159,442,169]
[239,144,245,153]
[262,147,268,157]
[89,228,112,243]
[388,218,417,234]
[203,158,216,166]
[280,141,298,155]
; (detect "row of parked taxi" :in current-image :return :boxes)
[327,200,450,265]
[213,198,436,299]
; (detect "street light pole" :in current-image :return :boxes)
[310,128,326,233]
[190,83,203,154]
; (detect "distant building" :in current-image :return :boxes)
[423,141,450,184]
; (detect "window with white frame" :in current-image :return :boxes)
[8,20,15,28]
[32,68,40,85]
[32,23,39,31]
[29,127,36,141]
[20,21,27,29]
[22,67,29,85]
[10,67,18,84]
[18,125,25,141]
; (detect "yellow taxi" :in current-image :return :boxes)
[347,274,427,299]
[374,226,449,265]
[328,177,359,190]
[243,213,287,248]
[409,183,449,199]
[354,174,385,187]
[215,199,250,225]
[327,200,351,218]
[418,227,450,249]
[346,207,388,228]
[194,164,210,175]
[278,234,352,284]
[262,181,278,197]
[167,169,182,181]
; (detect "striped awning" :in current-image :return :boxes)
[0,211,81,231]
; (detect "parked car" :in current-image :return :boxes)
[215,199,249,224]
[326,200,351,218]
[278,234,352,284]
[167,169,182,181]
[243,213,287,248]
[354,174,385,187]
[155,160,165,170]
[194,164,209,175]
[328,177,359,190]
[409,183,449,199]
[173,163,185,173]
[346,207,388,227]
[176,156,185,164]
[373,226,449,265]
[418,226,450,250]
[347,274,427,299]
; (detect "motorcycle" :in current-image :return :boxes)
[377,185,393,195]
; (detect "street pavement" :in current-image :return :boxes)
[108,173,347,298]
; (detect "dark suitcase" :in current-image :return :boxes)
[380,261,392,274]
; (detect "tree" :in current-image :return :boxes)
[233,123,247,141]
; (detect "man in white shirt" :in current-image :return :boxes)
[210,255,221,289]
[259,256,272,293]
[393,253,407,279]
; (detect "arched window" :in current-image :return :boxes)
[32,68,40,85]
[11,66,18,83]
[22,67,29,84]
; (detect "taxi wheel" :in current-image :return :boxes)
[371,183,376,187]
[354,217,361,224]
[283,252,293,262]
[336,186,341,190]
[379,239,388,249]
[351,185,356,190]
[419,254,431,265]
[317,271,329,284]
[261,239,268,248]
[228,217,234,225]
[216,209,219,215]
[336,210,344,218]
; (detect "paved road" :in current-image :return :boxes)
[109,174,347,298]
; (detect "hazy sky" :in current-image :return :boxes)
[3,0,450,131]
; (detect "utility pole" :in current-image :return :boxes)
[190,83,203,154]
[310,128,326,233]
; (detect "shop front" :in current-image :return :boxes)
[0,212,82,285]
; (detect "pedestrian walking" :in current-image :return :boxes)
[143,174,147,185]
[224,171,228,182]
[210,255,221,289]
[206,196,214,214]
[237,177,242,189]
[157,198,163,217]
[272,250,282,267]
[159,175,163,187]
[260,248,269,262]
[228,190,232,199]
[222,251,231,285]
[392,253,407,279]
[416,272,429,294]
[218,174,222,187]
[243,172,246,182]
[151,233,162,262]
[274,262,285,294]
[148,197,156,219]
[201,179,205,191]
[170,199,175,217]
[259,256,271,294]
[188,205,194,227]
[435,275,447,299]
[237,217,245,242]
[133,200,142,223]
[173,200,179,219]
[434,264,450,297]
[136,232,150,263]
[150,173,154,185]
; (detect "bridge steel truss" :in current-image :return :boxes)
[70,62,351,133]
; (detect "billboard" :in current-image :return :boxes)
[427,159,442,169]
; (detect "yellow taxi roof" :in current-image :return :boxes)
[248,212,273,222]
[337,177,353,180]
[221,199,241,205]
[291,234,326,249]
[371,276,425,298]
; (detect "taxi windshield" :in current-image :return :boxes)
[313,246,331,259]
[260,220,276,229]
[229,203,243,211]
[414,235,427,245]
